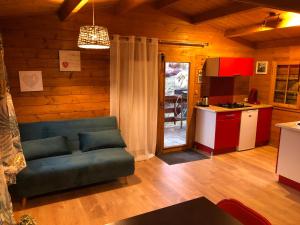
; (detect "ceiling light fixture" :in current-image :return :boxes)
[262,12,282,28]
[78,0,110,49]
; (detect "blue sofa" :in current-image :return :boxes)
[10,116,135,200]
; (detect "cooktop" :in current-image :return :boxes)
[217,103,251,109]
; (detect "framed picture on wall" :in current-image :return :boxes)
[19,71,43,92]
[256,61,268,74]
[59,50,81,71]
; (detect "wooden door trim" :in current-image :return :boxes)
[157,58,192,153]
[156,53,166,154]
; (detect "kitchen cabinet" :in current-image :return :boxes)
[270,62,300,109]
[205,57,254,77]
[276,122,300,191]
[215,111,241,153]
[195,110,241,155]
[256,107,273,146]
[195,105,273,155]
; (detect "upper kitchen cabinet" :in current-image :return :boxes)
[270,62,300,109]
[205,57,254,77]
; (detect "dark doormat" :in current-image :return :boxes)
[157,149,209,165]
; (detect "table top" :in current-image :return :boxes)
[106,197,242,225]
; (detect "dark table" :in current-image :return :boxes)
[106,197,243,225]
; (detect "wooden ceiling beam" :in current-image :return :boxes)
[58,0,88,21]
[160,8,193,23]
[225,24,272,38]
[155,0,180,9]
[192,3,257,25]
[256,36,300,49]
[230,0,300,13]
[115,0,148,15]
[229,37,257,49]
[225,12,300,38]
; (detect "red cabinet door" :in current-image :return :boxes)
[256,108,273,146]
[219,58,254,77]
[215,111,241,154]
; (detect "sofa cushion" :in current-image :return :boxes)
[19,117,118,151]
[22,136,71,161]
[79,129,126,152]
[12,148,135,197]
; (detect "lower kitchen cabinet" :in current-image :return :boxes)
[256,107,273,146]
[195,110,241,155]
[215,111,241,154]
[195,106,273,155]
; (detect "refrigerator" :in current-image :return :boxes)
[238,109,259,151]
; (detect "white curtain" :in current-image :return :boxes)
[110,35,158,161]
[0,34,26,224]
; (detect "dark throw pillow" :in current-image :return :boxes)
[79,129,127,152]
[22,136,71,161]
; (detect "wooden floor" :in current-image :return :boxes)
[13,146,300,225]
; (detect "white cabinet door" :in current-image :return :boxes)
[238,110,258,151]
[277,128,300,183]
[195,110,216,149]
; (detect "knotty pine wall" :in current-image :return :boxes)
[0,4,254,124]
[251,46,300,146]
[1,17,110,122]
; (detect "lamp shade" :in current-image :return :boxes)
[78,25,110,49]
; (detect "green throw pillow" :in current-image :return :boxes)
[79,129,127,152]
[22,136,71,161]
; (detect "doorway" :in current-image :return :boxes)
[163,62,190,149]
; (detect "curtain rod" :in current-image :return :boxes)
[113,35,209,48]
[159,40,209,48]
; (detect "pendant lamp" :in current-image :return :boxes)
[78,0,110,49]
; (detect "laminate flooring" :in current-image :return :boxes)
[13,146,300,225]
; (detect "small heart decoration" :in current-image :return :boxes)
[23,74,39,88]
[62,61,69,68]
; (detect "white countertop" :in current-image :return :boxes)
[276,121,300,133]
[194,103,273,113]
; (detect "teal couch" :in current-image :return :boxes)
[10,117,134,198]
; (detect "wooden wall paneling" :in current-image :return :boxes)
[1,7,254,152]
[1,16,110,123]
[250,45,300,147]
[270,108,300,146]
[233,76,250,102]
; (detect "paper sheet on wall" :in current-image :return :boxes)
[59,50,81,71]
[19,71,43,92]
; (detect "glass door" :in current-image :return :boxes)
[164,62,190,148]
[273,63,300,108]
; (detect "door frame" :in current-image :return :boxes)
[157,53,194,154]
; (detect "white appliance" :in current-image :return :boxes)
[238,109,258,151]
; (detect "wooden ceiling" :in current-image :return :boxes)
[1,0,300,48]
[0,0,118,17]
